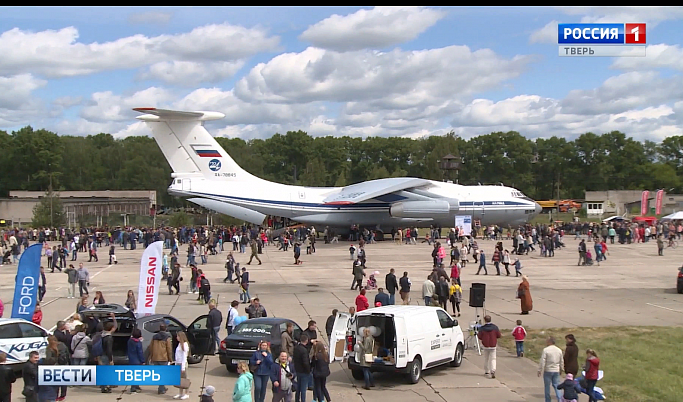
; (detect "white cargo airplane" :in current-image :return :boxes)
[134,108,541,232]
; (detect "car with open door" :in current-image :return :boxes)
[79,304,213,365]
[218,318,303,373]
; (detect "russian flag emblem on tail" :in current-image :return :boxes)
[191,145,221,158]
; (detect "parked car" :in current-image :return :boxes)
[330,305,464,384]
[79,304,213,364]
[0,318,50,371]
[677,266,683,294]
[218,318,302,373]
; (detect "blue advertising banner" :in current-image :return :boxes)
[11,243,42,320]
[39,365,181,386]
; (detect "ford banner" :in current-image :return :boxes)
[11,243,42,320]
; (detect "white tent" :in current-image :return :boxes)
[661,211,683,220]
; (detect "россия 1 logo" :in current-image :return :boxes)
[558,23,646,44]
[209,159,221,172]
[558,23,646,57]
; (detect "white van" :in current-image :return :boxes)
[329,305,464,384]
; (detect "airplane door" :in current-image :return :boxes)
[181,178,191,191]
[474,201,484,219]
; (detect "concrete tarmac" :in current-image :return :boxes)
[1,235,681,401]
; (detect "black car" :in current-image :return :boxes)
[79,304,214,365]
[678,266,683,294]
[218,318,302,372]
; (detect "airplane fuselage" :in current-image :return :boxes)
[168,175,539,229]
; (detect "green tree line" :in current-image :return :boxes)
[2,126,682,205]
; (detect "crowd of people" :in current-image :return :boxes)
[0,218,629,402]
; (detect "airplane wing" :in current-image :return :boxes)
[322,177,432,205]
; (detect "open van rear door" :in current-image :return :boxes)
[393,315,409,368]
[329,312,351,362]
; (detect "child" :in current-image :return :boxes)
[349,244,357,260]
[514,258,522,277]
[294,242,302,265]
[201,385,215,402]
[365,271,378,290]
[556,373,581,402]
[511,319,527,357]
[108,245,117,265]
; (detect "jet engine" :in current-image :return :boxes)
[389,200,455,218]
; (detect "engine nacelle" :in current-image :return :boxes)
[389,200,455,218]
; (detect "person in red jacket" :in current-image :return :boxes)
[32,303,43,326]
[477,315,502,378]
[584,349,600,402]
[355,289,369,312]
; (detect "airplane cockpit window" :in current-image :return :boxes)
[512,191,525,198]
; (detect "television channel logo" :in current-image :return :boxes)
[558,23,646,45]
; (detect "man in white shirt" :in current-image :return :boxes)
[225,300,239,335]
[422,276,435,306]
[538,337,564,402]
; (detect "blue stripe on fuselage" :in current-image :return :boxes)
[188,191,530,209]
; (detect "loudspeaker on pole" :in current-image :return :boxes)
[469,282,486,308]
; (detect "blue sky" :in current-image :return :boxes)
[1,6,682,141]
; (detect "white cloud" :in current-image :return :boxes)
[141,61,245,86]
[611,44,683,71]
[559,6,683,25]
[0,24,279,78]
[234,46,533,105]
[299,7,445,51]
[80,87,176,122]
[111,121,149,139]
[52,96,82,109]
[0,74,47,109]
[529,20,558,44]
[449,73,683,141]
[128,11,173,25]
[561,71,683,114]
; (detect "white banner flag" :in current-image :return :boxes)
[137,241,164,316]
[455,215,472,236]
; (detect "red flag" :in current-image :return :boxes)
[641,191,649,216]
[656,190,664,215]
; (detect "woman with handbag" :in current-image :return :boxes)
[249,340,273,402]
[233,361,254,402]
[173,332,190,400]
[517,275,533,315]
[311,342,332,402]
[358,327,375,390]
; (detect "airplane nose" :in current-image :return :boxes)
[534,202,542,215]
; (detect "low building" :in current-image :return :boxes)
[584,190,683,217]
[0,190,156,227]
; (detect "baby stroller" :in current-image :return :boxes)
[365,271,379,290]
[585,250,594,266]
[2,250,11,264]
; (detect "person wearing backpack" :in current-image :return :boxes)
[199,271,211,304]
[70,325,90,365]
[55,335,71,401]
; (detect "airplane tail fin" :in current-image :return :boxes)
[134,108,257,182]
